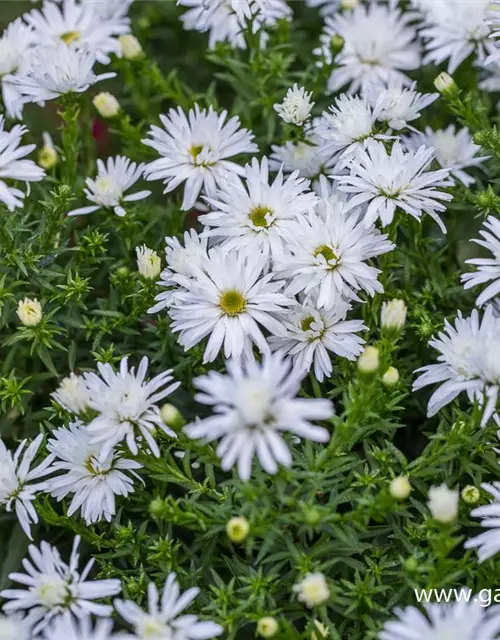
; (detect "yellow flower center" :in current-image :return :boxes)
[219,289,246,316]
[248,205,273,228]
[314,244,339,264]
[60,30,81,44]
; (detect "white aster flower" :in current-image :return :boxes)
[0,116,45,212]
[199,156,318,261]
[314,94,384,167]
[148,230,209,314]
[83,356,180,458]
[51,373,90,414]
[24,0,130,64]
[10,44,115,111]
[419,0,494,74]
[0,434,54,540]
[136,246,161,280]
[142,105,257,210]
[0,19,36,119]
[42,615,115,640]
[487,1,500,65]
[115,573,223,640]
[274,202,394,308]
[274,84,314,126]
[68,156,150,217]
[0,536,121,634]
[380,597,500,640]
[413,305,500,426]
[184,353,333,480]
[462,216,500,306]
[168,247,292,363]
[405,125,488,187]
[46,421,141,524]
[364,81,438,131]
[465,481,500,562]
[381,299,407,330]
[293,573,330,608]
[269,297,366,382]
[335,140,453,232]
[318,3,421,94]
[269,135,337,191]
[0,613,32,640]
[178,0,291,50]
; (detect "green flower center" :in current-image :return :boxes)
[60,30,81,44]
[219,289,246,316]
[248,206,273,229]
[301,315,316,332]
[189,144,204,159]
[314,244,339,265]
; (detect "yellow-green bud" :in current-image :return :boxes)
[257,617,279,638]
[434,71,456,94]
[462,485,480,504]
[226,516,250,543]
[390,476,411,500]
[93,92,120,119]
[160,403,185,430]
[119,34,143,59]
[382,367,400,387]
[357,346,380,374]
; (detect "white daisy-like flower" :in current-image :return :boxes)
[0,116,45,212]
[335,140,453,232]
[364,81,438,131]
[313,94,384,167]
[168,247,292,363]
[24,0,130,65]
[269,297,366,382]
[115,573,223,640]
[380,597,500,640]
[51,373,90,414]
[0,536,121,634]
[405,125,488,187]
[10,44,115,111]
[0,19,36,120]
[199,157,318,261]
[42,615,115,640]
[184,353,333,480]
[268,135,338,191]
[46,421,142,525]
[0,613,32,640]
[465,481,500,563]
[486,1,500,65]
[274,84,314,126]
[419,0,494,74]
[274,202,394,308]
[67,156,151,217]
[142,105,257,210]
[318,3,421,94]
[178,0,291,50]
[148,230,209,314]
[83,356,180,459]
[462,216,500,306]
[0,434,54,540]
[413,305,500,426]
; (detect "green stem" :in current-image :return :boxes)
[59,97,81,187]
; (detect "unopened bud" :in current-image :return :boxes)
[382,367,400,386]
[119,34,143,60]
[160,403,185,430]
[357,346,380,374]
[462,485,480,504]
[17,298,42,327]
[38,132,57,169]
[226,516,250,543]
[93,92,120,119]
[434,72,456,94]
[257,617,279,638]
[381,299,407,331]
[136,245,161,280]
[390,476,411,500]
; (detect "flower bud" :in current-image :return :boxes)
[160,403,185,430]
[434,72,456,94]
[428,484,459,523]
[93,92,120,119]
[381,299,407,331]
[293,573,330,608]
[38,132,57,170]
[119,34,143,60]
[357,346,380,374]
[382,367,400,387]
[136,245,161,279]
[404,556,418,573]
[226,516,250,543]
[149,497,166,518]
[330,34,345,52]
[17,298,42,327]
[462,485,480,504]
[257,617,279,638]
[390,476,411,500]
